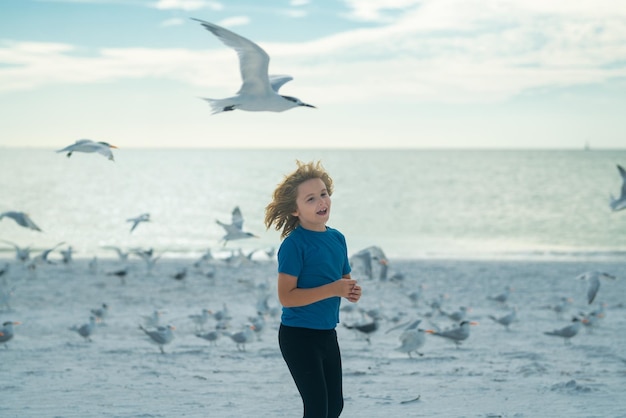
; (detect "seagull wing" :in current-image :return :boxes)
[192,18,271,96]
[231,206,244,230]
[269,75,293,92]
[618,165,626,199]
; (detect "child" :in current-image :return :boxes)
[265,160,362,418]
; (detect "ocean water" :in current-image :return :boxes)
[1,147,625,261]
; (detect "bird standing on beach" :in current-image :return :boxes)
[610,164,626,211]
[139,324,175,354]
[344,315,379,344]
[426,321,478,348]
[0,321,21,347]
[216,206,258,246]
[188,308,211,331]
[90,303,109,323]
[488,308,517,330]
[228,324,255,352]
[56,139,118,161]
[70,316,98,342]
[0,211,42,231]
[576,271,616,305]
[126,213,150,233]
[191,18,315,114]
[543,317,585,344]
[487,286,513,305]
[390,319,427,358]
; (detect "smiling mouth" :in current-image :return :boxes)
[317,208,328,215]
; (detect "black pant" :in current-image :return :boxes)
[278,324,344,418]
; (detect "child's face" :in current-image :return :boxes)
[293,177,331,231]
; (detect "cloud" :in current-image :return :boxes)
[217,16,251,28]
[152,0,222,12]
[1,1,625,105]
[160,17,185,27]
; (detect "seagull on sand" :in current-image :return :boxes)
[216,206,258,246]
[426,321,478,348]
[70,316,98,342]
[227,324,255,352]
[191,18,315,114]
[388,319,427,358]
[139,324,176,354]
[56,139,118,161]
[90,303,109,323]
[196,330,221,345]
[127,213,150,233]
[487,286,513,305]
[0,211,42,231]
[188,308,211,331]
[543,317,586,344]
[488,308,517,330]
[576,271,616,305]
[610,164,626,211]
[0,321,21,348]
[343,314,379,344]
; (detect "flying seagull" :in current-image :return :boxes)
[216,206,258,246]
[0,211,42,231]
[191,18,315,114]
[56,139,118,161]
[610,164,626,211]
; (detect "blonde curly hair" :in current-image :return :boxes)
[265,160,334,239]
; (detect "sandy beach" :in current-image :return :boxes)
[1,255,625,418]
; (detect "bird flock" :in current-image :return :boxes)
[2,19,625,359]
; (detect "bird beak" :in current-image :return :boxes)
[470,321,479,326]
[424,330,435,334]
[14,321,22,325]
[110,145,119,149]
[302,103,316,108]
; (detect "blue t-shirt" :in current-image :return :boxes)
[277,225,352,330]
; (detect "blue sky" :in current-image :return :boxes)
[1,0,625,149]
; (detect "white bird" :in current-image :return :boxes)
[488,308,517,330]
[0,240,31,262]
[102,246,130,262]
[70,316,98,342]
[543,317,585,344]
[139,324,175,354]
[487,286,513,305]
[90,303,109,323]
[0,211,42,231]
[196,330,221,345]
[0,321,21,347]
[56,139,118,161]
[142,309,164,328]
[228,325,255,352]
[28,241,66,267]
[60,246,74,264]
[610,164,626,211]
[191,18,316,114]
[392,319,427,358]
[216,206,258,246]
[188,308,212,331]
[426,321,478,348]
[126,213,150,233]
[576,271,616,305]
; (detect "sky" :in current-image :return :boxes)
[1,0,625,149]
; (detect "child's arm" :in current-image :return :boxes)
[278,273,359,307]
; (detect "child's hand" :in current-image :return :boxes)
[337,279,361,303]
